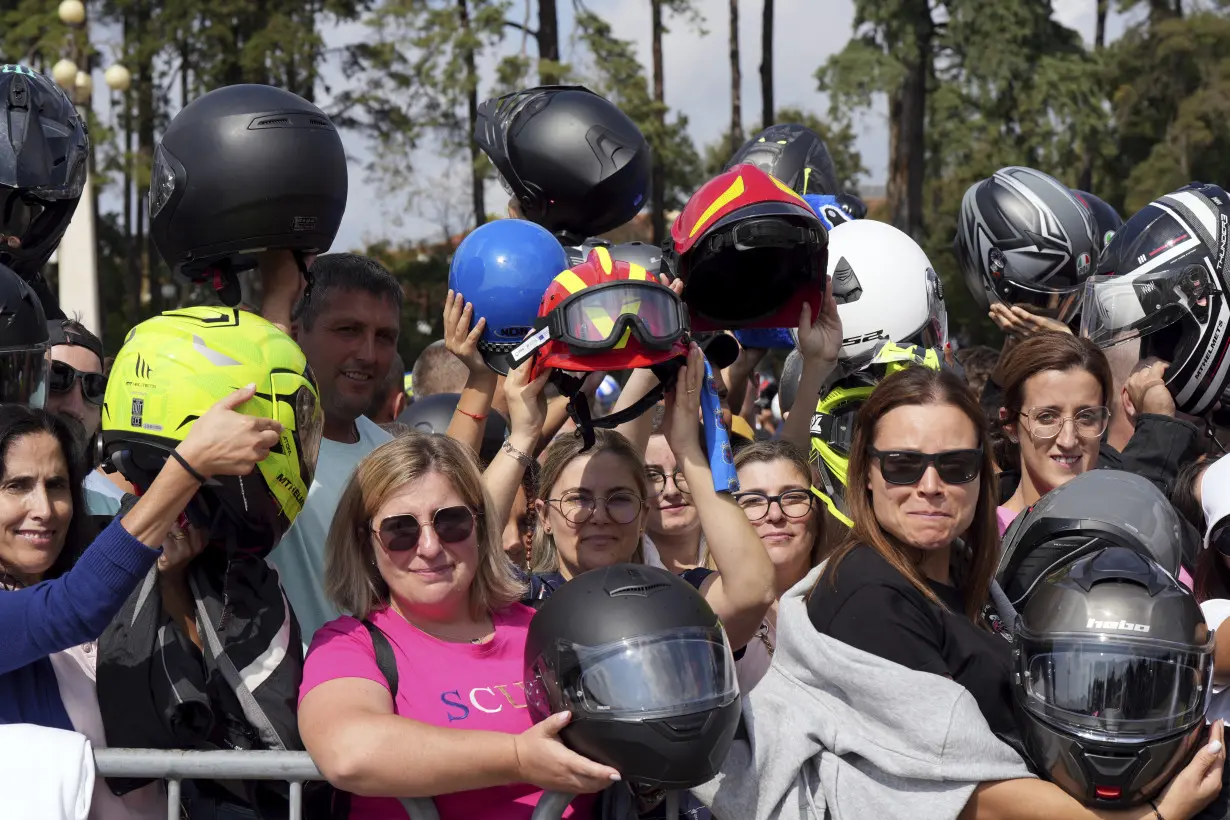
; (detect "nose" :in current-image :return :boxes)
[27,483,51,520]
[415,522,444,558]
[589,499,613,525]
[765,499,788,524]
[1054,418,1079,448]
[356,331,378,363]
[917,465,944,495]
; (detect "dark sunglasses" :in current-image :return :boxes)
[369,506,478,552]
[49,359,106,405]
[1211,524,1230,559]
[868,447,983,486]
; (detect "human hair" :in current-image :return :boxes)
[999,332,1114,433]
[411,340,469,399]
[1171,458,1227,602]
[529,429,648,574]
[54,316,104,365]
[954,345,998,401]
[822,366,1000,622]
[324,432,525,619]
[291,253,404,331]
[365,352,406,419]
[0,406,88,584]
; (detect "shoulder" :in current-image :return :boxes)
[826,544,920,593]
[301,614,389,703]
[496,602,537,629]
[304,614,370,660]
[810,546,940,631]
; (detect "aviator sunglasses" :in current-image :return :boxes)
[369,506,478,552]
[868,447,983,486]
[49,360,107,406]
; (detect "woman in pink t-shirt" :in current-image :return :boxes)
[298,433,618,820]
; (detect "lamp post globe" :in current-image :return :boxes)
[57,0,86,26]
[52,58,78,88]
[103,63,131,93]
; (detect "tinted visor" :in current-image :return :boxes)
[0,346,48,407]
[1081,267,1215,349]
[1017,635,1213,742]
[554,280,687,352]
[293,384,323,490]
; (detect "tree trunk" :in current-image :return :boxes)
[729,0,742,153]
[135,0,155,310]
[759,0,774,129]
[460,0,486,226]
[1094,0,1108,50]
[887,4,930,240]
[651,0,666,244]
[121,11,138,328]
[537,0,561,84]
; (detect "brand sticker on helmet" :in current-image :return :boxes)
[0,65,37,77]
[1086,618,1151,633]
[292,216,318,232]
[276,472,306,506]
[1077,252,1092,278]
[130,397,144,429]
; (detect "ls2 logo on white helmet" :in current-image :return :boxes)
[1087,618,1150,633]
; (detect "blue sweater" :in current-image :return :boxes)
[0,517,160,730]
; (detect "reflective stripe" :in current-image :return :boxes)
[594,246,613,275]
[770,175,806,203]
[554,269,589,294]
[690,175,746,239]
[627,264,649,281]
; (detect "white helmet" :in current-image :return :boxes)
[797,220,948,375]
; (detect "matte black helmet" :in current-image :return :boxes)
[0,65,88,302]
[1013,547,1212,807]
[997,470,1192,608]
[955,166,1099,320]
[1072,190,1124,254]
[0,262,48,406]
[725,123,838,197]
[149,84,347,288]
[524,564,741,789]
[395,392,508,464]
[474,86,650,238]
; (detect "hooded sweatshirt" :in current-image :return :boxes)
[691,563,1034,820]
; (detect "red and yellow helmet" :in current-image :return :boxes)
[668,164,828,331]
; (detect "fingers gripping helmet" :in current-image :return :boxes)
[668,165,828,331]
[1073,189,1124,255]
[150,85,347,306]
[525,564,741,789]
[0,262,49,406]
[1013,547,1212,807]
[724,123,839,197]
[475,86,650,239]
[99,307,323,554]
[955,166,1099,320]
[448,219,570,375]
[1081,183,1230,415]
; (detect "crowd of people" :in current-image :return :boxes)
[2,63,1230,820]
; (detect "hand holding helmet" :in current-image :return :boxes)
[443,290,490,377]
[1124,359,1175,418]
[512,711,622,794]
[662,343,707,466]
[504,360,551,446]
[1154,720,1225,820]
[988,303,1074,339]
[176,384,284,479]
[795,276,842,367]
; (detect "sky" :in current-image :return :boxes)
[90,0,1142,253]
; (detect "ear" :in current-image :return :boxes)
[1120,384,1137,424]
[534,498,550,532]
[392,392,407,419]
[998,407,1019,444]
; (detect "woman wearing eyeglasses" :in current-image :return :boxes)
[299,432,621,820]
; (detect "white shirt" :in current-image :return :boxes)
[268,416,391,644]
[1202,599,1230,724]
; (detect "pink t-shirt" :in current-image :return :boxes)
[301,604,595,820]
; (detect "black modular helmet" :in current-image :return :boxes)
[955,166,1099,320]
[1073,190,1124,254]
[1081,182,1230,415]
[725,123,839,197]
[998,470,1192,609]
[396,392,508,464]
[1013,547,1212,807]
[475,86,650,239]
[149,84,347,304]
[0,262,48,406]
[524,564,741,789]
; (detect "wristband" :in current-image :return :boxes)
[1149,798,1165,820]
[169,449,209,484]
[502,439,535,470]
[456,407,487,422]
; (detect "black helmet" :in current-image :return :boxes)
[0,262,48,406]
[524,564,741,789]
[778,346,804,413]
[1013,547,1212,807]
[474,86,650,238]
[395,392,508,464]
[725,123,838,196]
[955,166,1099,320]
[997,470,1192,608]
[1081,183,1230,415]
[149,84,347,299]
[0,65,88,295]
[1072,190,1124,254]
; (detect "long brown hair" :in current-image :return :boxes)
[823,366,1000,622]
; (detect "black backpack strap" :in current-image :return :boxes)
[361,619,399,700]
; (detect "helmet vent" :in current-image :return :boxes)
[253,117,291,128]
[308,117,331,128]
[608,582,670,598]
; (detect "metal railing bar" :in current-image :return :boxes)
[166,779,181,820]
[94,749,325,781]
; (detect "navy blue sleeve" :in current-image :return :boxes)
[679,567,713,590]
[0,517,160,675]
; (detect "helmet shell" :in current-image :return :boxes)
[101,307,323,553]
[0,263,48,406]
[725,123,838,196]
[955,166,1098,319]
[150,84,347,279]
[395,392,508,464]
[474,86,650,237]
[448,219,570,375]
[564,239,664,273]
[0,65,88,279]
[1072,189,1124,254]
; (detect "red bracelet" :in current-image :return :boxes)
[456,407,487,422]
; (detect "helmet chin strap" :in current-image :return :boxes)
[557,359,684,451]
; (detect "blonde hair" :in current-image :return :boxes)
[325,433,526,619]
[530,429,647,574]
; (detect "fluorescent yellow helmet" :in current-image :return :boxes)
[100,307,322,552]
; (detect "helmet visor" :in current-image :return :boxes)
[561,626,738,719]
[293,384,323,490]
[1017,635,1213,742]
[555,280,687,352]
[1081,267,1216,349]
[924,266,949,349]
[0,346,48,407]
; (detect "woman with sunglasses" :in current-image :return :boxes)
[804,366,1224,819]
[299,432,620,820]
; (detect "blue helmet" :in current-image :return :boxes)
[448,219,570,374]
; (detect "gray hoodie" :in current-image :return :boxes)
[691,563,1034,820]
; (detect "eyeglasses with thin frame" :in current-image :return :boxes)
[645,467,690,496]
[868,448,983,486]
[49,360,106,406]
[368,505,479,552]
[734,489,814,522]
[1020,406,1110,441]
[547,490,645,525]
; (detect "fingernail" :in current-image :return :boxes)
[608,773,622,782]
[245,383,256,390]
[1210,740,1223,754]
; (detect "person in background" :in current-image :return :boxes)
[410,340,469,399]
[643,426,706,574]
[268,253,401,641]
[365,352,408,427]
[955,345,998,403]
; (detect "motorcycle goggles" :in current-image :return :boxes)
[510,279,689,367]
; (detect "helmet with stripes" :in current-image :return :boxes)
[1081,182,1230,416]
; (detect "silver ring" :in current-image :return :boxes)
[171,531,188,541]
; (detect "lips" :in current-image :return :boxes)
[1050,454,1082,470]
[341,370,373,384]
[15,529,55,547]
[761,531,794,544]
[411,564,455,578]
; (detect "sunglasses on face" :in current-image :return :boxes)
[49,360,106,405]
[369,505,478,552]
[868,447,983,486]
[1211,524,1230,559]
